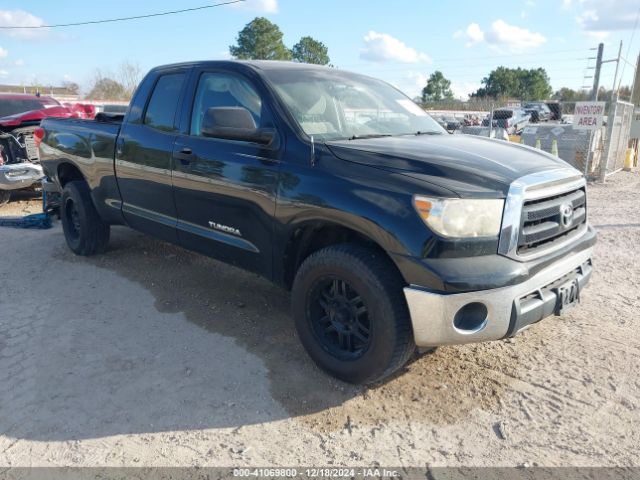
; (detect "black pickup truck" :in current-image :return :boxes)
[40,61,596,384]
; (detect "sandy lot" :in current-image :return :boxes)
[0,172,638,467]
[0,190,43,217]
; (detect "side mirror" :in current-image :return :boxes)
[201,107,275,145]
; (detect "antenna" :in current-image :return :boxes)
[310,135,316,166]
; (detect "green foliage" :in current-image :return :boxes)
[553,85,632,102]
[472,67,553,100]
[229,17,292,61]
[553,87,590,102]
[61,81,80,95]
[421,71,454,102]
[86,77,127,101]
[292,36,330,65]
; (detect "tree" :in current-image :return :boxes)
[472,67,552,100]
[229,17,291,61]
[421,71,454,102]
[553,87,590,102]
[292,36,330,65]
[61,81,80,95]
[84,62,141,101]
[118,61,143,99]
[86,71,128,101]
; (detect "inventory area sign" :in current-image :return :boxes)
[573,101,605,130]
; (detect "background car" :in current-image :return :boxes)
[442,115,461,132]
[482,108,530,134]
[0,94,95,205]
[524,102,552,123]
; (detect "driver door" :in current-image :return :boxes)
[172,69,282,277]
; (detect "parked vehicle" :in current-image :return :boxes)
[39,61,596,384]
[434,116,448,130]
[482,108,530,134]
[442,115,461,132]
[524,102,552,123]
[99,104,129,115]
[0,93,95,205]
[545,101,561,121]
[463,113,481,126]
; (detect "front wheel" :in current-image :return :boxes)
[61,181,110,256]
[291,244,415,384]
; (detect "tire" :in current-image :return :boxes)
[0,191,10,206]
[291,244,415,384]
[60,180,110,256]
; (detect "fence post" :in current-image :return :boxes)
[599,99,617,183]
[487,103,494,138]
[585,129,594,178]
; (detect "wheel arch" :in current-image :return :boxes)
[281,219,406,290]
[57,162,87,188]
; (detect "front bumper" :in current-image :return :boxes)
[404,247,593,347]
[0,163,44,190]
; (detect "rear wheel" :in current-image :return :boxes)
[61,181,110,256]
[292,244,415,384]
[0,191,10,206]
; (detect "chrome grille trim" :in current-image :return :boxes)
[498,168,588,261]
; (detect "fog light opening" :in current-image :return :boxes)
[453,302,488,333]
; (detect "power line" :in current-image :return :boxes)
[0,0,245,29]
[616,5,640,92]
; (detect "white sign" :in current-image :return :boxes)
[573,101,605,130]
[630,108,640,140]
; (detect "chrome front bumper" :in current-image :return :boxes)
[0,163,43,190]
[404,247,594,347]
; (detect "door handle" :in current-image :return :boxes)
[173,147,195,164]
[116,138,125,157]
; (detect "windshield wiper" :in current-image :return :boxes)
[413,131,443,136]
[347,133,393,140]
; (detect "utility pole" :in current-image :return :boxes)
[598,41,625,182]
[631,52,640,107]
[591,43,604,101]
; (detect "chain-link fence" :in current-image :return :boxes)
[599,100,635,178]
[519,100,634,181]
[423,100,634,182]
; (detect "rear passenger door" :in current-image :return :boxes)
[116,68,188,243]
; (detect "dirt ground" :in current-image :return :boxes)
[0,172,639,468]
[0,190,43,217]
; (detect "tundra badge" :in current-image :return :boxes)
[208,221,242,237]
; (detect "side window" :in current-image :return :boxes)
[144,73,185,132]
[190,72,263,137]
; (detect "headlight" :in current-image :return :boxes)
[413,196,504,238]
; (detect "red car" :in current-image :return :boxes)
[0,93,95,205]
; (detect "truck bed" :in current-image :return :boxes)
[40,116,122,163]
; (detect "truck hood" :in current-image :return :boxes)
[326,134,575,197]
[0,104,95,128]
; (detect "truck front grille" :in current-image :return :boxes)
[21,132,40,162]
[517,187,587,255]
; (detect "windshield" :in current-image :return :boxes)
[0,97,60,118]
[263,67,444,141]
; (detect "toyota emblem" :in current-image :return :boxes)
[560,203,574,227]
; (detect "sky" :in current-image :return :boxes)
[0,0,639,100]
